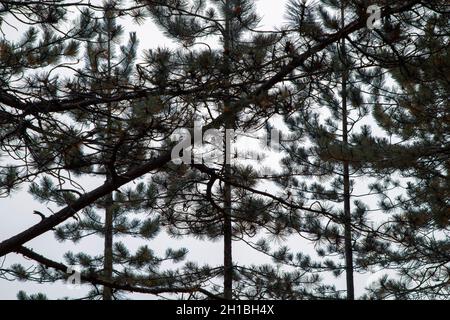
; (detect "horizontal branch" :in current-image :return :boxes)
[16,246,220,299]
[1,87,199,114]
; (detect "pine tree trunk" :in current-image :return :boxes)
[103,26,114,300]
[222,0,233,300]
[223,165,233,300]
[341,2,354,300]
[103,193,114,300]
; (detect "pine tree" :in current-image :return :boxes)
[275,0,437,299]
[277,0,371,299]
[3,1,209,299]
[145,0,381,299]
[356,6,450,299]
[146,0,290,299]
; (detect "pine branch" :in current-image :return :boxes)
[15,246,221,299]
[0,152,172,257]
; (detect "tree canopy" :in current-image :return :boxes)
[0,0,448,300]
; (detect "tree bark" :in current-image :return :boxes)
[103,193,114,300]
[341,2,354,300]
[222,0,233,300]
[103,27,115,300]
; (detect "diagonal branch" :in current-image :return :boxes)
[0,152,171,257]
